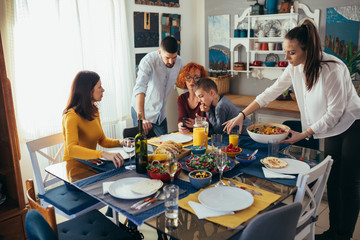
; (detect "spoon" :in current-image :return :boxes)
[248,149,258,160]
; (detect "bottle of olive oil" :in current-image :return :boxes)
[135,113,148,173]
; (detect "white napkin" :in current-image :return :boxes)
[188,201,234,219]
[103,181,114,194]
[262,167,296,179]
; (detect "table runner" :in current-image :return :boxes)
[178,180,281,229]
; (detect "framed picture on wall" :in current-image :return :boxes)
[324,6,359,61]
[134,12,159,48]
[208,15,230,71]
[161,13,181,55]
[135,53,147,76]
[135,0,179,8]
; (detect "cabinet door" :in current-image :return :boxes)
[0,215,26,240]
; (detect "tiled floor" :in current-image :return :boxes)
[56,201,360,240]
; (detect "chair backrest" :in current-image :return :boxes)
[123,126,156,138]
[26,133,65,195]
[294,155,333,237]
[239,202,302,240]
[26,179,58,234]
[25,209,59,240]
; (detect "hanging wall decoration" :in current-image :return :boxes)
[325,6,359,61]
[135,0,179,8]
[208,15,230,71]
[161,13,181,55]
[134,12,159,48]
[135,53,147,76]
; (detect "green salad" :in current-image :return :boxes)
[185,153,231,172]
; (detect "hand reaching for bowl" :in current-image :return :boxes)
[280,129,307,144]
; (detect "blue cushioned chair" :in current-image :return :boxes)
[233,202,302,240]
[282,120,319,150]
[25,179,134,240]
[26,133,104,219]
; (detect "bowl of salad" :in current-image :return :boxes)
[247,123,290,144]
[146,160,182,182]
[184,153,233,173]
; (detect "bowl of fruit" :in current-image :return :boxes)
[146,160,181,182]
[221,143,242,158]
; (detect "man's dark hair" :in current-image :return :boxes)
[160,36,178,54]
[194,78,218,94]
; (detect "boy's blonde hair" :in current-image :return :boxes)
[194,78,218,94]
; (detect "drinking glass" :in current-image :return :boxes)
[211,134,222,153]
[229,129,239,147]
[123,137,135,170]
[268,140,280,157]
[165,150,179,183]
[215,148,227,187]
[164,185,179,228]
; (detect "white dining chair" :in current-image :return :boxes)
[26,133,104,219]
[294,155,334,240]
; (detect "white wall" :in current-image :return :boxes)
[125,0,205,132]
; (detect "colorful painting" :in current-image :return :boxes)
[134,12,159,48]
[208,15,230,71]
[161,13,181,55]
[135,0,179,8]
[325,6,360,61]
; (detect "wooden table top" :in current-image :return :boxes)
[225,94,300,114]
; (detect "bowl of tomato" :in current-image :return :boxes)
[146,160,182,182]
[247,123,290,144]
[221,143,242,158]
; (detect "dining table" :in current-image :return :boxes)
[45,133,324,240]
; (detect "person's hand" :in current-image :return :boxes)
[223,114,244,134]
[178,122,190,134]
[142,120,153,135]
[280,130,306,144]
[199,103,208,112]
[101,151,124,168]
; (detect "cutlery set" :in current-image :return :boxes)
[92,159,105,166]
[131,190,165,210]
[227,180,262,196]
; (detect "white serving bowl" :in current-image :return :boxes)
[247,123,290,144]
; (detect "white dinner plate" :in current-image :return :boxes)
[265,158,310,175]
[198,186,254,212]
[158,134,193,144]
[108,177,159,199]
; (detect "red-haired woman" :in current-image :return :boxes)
[62,70,128,168]
[176,62,208,134]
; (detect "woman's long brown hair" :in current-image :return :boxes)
[63,71,100,121]
[285,19,322,91]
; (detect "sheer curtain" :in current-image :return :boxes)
[12,0,134,141]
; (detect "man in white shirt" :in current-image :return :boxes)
[131,36,184,136]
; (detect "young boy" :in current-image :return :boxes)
[194,78,252,135]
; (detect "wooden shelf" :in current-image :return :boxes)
[225,94,300,114]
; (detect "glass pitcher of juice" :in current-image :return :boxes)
[193,117,209,149]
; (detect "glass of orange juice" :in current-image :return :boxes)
[193,117,208,149]
[229,129,239,147]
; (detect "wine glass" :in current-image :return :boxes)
[215,147,227,187]
[165,150,179,184]
[123,137,135,170]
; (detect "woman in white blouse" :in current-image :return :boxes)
[223,19,360,240]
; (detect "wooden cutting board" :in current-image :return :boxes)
[178,148,191,159]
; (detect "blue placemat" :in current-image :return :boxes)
[76,158,137,172]
[73,168,198,226]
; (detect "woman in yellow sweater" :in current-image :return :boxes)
[62,71,127,168]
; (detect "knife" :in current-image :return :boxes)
[130,197,151,209]
[227,180,262,196]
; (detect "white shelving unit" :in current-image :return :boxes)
[230,1,319,79]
